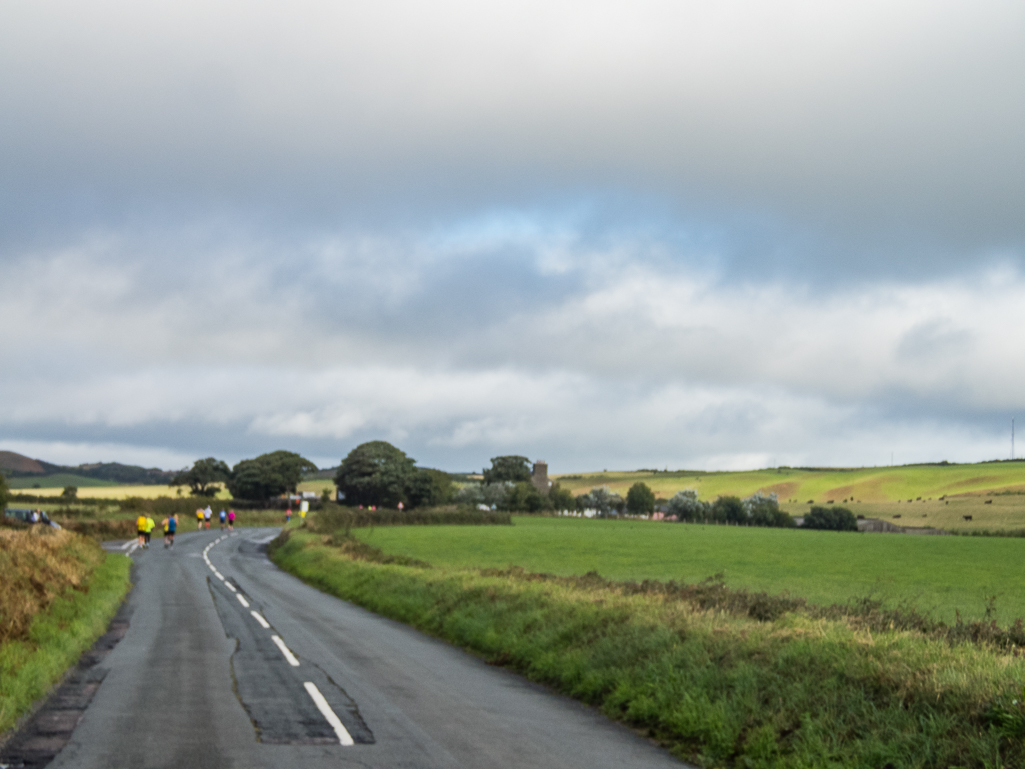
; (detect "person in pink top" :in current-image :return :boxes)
[227,509,235,531]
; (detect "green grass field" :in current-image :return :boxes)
[355,516,1025,624]
[555,461,1025,503]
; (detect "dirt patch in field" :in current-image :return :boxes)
[760,481,799,499]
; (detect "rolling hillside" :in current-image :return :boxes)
[0,450,176,485]
[553,461,1025,503]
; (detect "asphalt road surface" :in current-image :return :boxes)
[17,528,687,768]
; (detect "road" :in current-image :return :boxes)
[9,528,688,768]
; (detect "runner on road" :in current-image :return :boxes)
[204,506,213,529]
[227,509,235,531]
[196,508,204,530]
[136,514,148,549]
[144,515,156,547]
[285,507,292,524]
[219,509,227,530]
[164,513,178,547]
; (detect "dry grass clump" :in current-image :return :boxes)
[0,529,102,643]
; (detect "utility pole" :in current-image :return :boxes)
[1013,418,1015,460]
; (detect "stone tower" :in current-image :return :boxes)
[530,461,550,493]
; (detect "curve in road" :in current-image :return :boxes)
[9,528,689,768]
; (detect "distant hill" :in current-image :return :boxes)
[0,451,46,474]
[0,450,177,485]
[6,473,121,489]
[553,461,1025,503]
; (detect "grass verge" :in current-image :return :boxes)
[272,529,1025,769]
[0,535,132,735]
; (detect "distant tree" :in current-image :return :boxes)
[626,482,656,515]
[61,486,78,500]
[802,506,858,532]
[577,485,623,517]
[711,495,746,525]
[455,483,485,506]
[667,489,707,522]
[334,441,416,508]
[173,457,231,497]
[228,451,317,501]
[548,482,576,511]
[506,481,546,512]
[743,492,795,528]
[482,456,531,484]
[405,468,454,509]
[0,471,9,511]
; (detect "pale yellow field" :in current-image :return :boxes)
[14,484,231,500]
[17,480,331,501]
[297,479,336,495]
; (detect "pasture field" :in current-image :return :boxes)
[555,461,1025,503]
[355,516,1025,624]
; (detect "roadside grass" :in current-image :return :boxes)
[355,516,1025,624]
[554,463,1025,506]
[272,530,1025,769]
[0,531,131,735]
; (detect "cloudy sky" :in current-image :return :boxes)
[2,0,1024,473]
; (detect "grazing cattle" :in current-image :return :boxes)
[892,514,901,519]
[984,499,993,504]
[963,515,973,521]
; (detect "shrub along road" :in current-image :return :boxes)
[9,527,685,769]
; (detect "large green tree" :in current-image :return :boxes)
[482,455,531,484]
[334,442,453,509]
[227,451,317,501]
[334,441,416,507]
[174,457,231,497]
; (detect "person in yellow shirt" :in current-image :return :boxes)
[144,516,156,547]
[136,514,148,549]
[196,508,204,530]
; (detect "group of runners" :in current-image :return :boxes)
[195,505,236,531]
[131,506,255,550]
[135,513,180,548]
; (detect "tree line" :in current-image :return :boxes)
[166,445,858,530]
[173,451,317,501]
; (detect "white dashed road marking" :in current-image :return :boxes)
[250,611,271,628]
[271,635,300,667]
[304,682,355,746]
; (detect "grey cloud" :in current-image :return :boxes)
[1,0,1024,272]
[3,1,1024,470]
